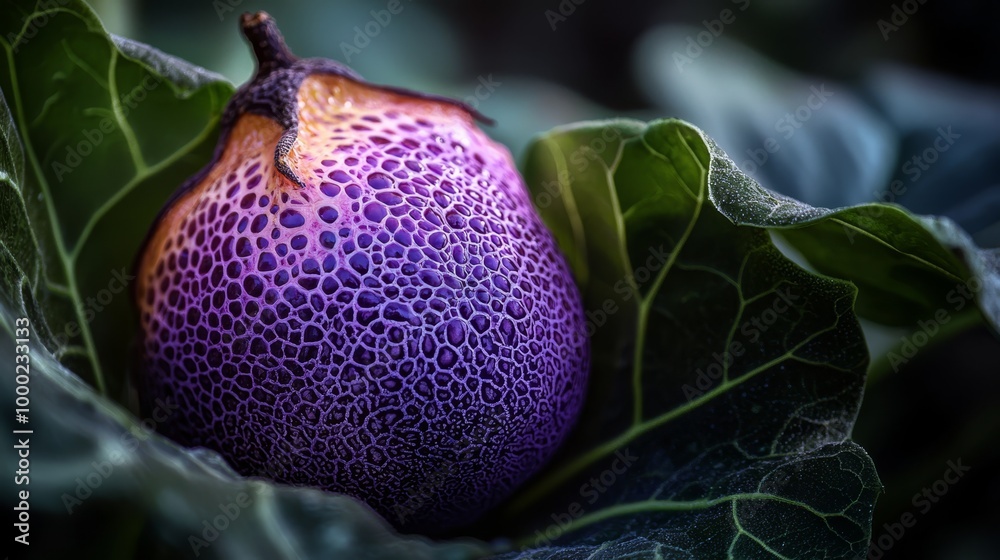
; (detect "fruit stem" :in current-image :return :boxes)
[240,12,297,77]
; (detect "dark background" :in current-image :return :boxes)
[100,0,1000,108]
[93,0,1000,558]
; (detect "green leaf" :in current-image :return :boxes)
[701,140,1000,332]
[496,119,881,559]
[1,0,232,397]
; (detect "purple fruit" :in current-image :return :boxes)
[135,12,589,531]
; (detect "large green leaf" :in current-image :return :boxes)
[1,0,231,398]
[703,141,1000,333]
[484,119,881,558]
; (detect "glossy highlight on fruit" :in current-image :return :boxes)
[135,12,589,531]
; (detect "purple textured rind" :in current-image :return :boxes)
[137,84,590,530]
[134,38,489,287]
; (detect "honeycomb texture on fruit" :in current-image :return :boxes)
[137,72,589,530]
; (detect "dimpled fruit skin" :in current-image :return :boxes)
[136,71,589,531]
